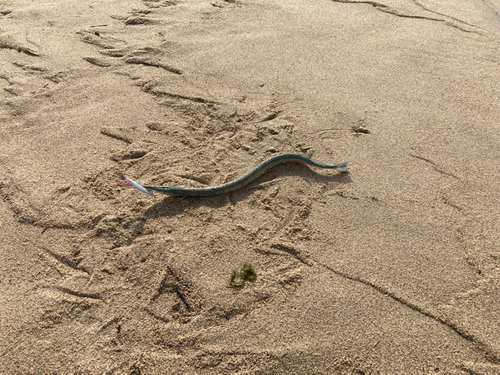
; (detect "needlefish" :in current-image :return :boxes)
[124,153,348,199]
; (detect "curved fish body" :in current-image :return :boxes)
[131,153,348,198]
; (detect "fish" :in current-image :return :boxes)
[141,153,348,197]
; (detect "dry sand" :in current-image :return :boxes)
[1,0,500,373]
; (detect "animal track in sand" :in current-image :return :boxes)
[145,266,198,324]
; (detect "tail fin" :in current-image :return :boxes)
[334,162,349,173]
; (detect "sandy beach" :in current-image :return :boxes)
[1,0,500,373]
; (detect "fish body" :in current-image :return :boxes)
[134,153,348,197]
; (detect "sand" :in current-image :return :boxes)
[1,0,500,373]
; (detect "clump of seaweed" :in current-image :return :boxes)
[229,263,257,289]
